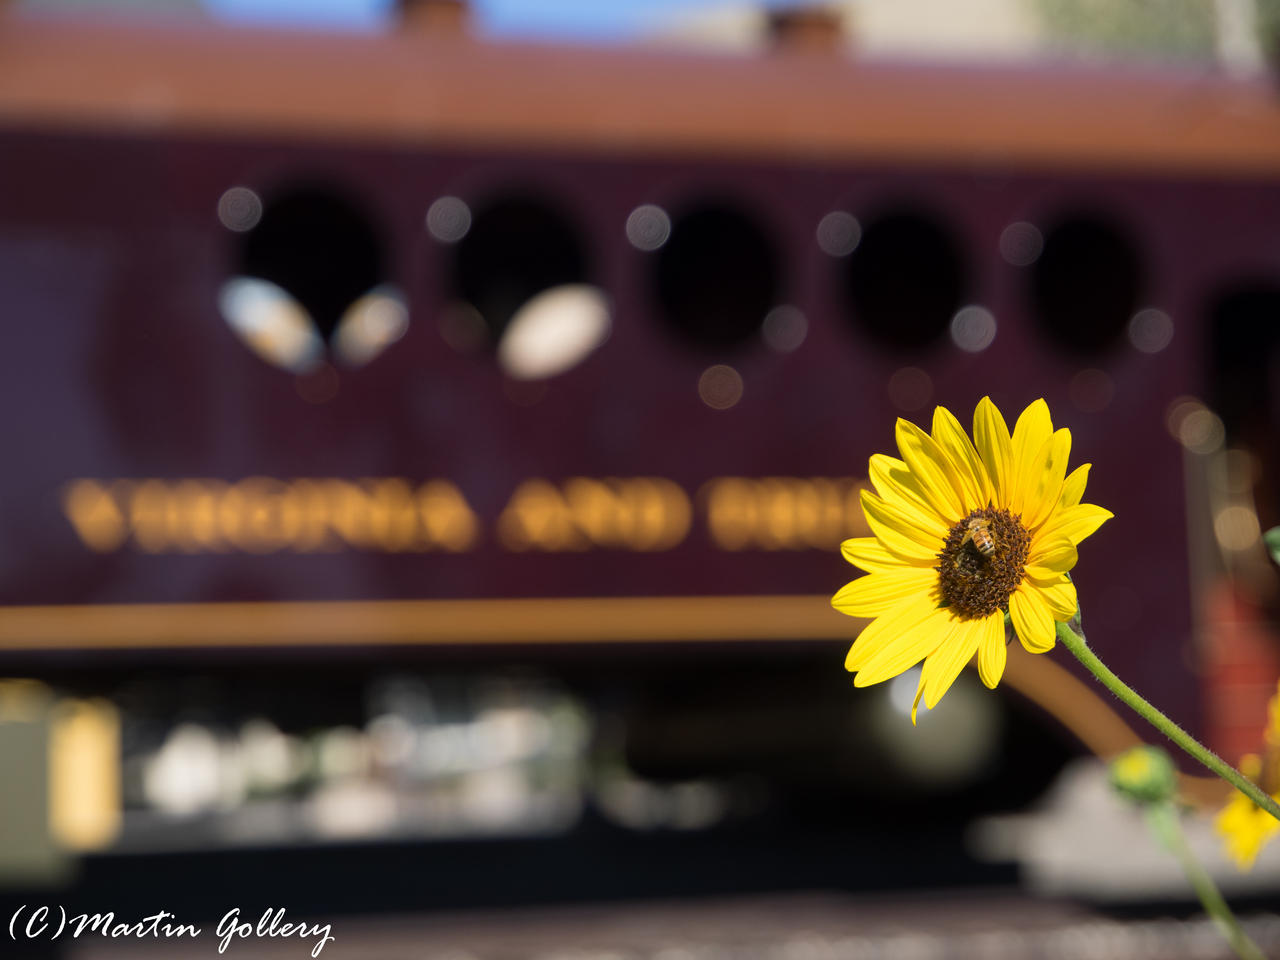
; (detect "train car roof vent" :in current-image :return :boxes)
[396,0,469,36]
[767,6,847,56]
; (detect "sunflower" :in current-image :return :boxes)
[1215,681,1280,870]
[832,397,1112,723]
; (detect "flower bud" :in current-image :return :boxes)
[1110,745,1177,805]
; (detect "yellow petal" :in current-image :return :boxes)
[921,617,982,710]
[1060,463,1091,508]
[910,670,927,726]
[841,536,916,572]
[1215,782,1280,870]
[1023,428,1072,531]
[832,567,937,617]
[868,454,940,520]
[860,489,947,564]
[976,610,1007,689]
[931,405,994,511]
[840,536,912,572]
[1037,503,1113,547]
[895,418,965,522]
[845,593,940,672]
[852,606,951,685]
[1034,577,1078,620]
[973,397,1013,509]
[1009,399,1053,518]
[1026,536,1078,580]
[1011,584,1055,653]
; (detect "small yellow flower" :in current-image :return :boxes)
[833,397,1112,722]
[1216,682,1280,870]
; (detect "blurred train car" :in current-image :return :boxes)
[1,0,1279,918]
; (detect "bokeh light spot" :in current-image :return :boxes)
[887,367,933,411]
[1128,307,1174,353]
[1069,368,1114,413]
[217,186,262,233]
[950,305,997,352]
[426,196,473,244]
[698,365,744,410]
[816,211,861,257]
[998,221,1042,266]
[761,305,808,353]
[625,204,671,252]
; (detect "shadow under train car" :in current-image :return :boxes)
[0,645,1075,920]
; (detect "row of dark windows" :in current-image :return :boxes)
[233,184,1157,359]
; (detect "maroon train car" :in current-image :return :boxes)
[1,6,1278,822]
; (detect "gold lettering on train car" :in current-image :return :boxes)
[498,477,691,551]
[127,480,168,552]
[172,480,226,551]
[318,480,377,549]
[632,478,692,550]
[219,477,306,553]
[61,479,479,553]
[285,480,338,551]
[62,480,128,552]
[362,479,419,552]
[497,479,589,551]
[702,477,870,550]
[563,477,691,551]
[418,480,478,552]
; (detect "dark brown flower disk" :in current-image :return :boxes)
[935,507,1030,619]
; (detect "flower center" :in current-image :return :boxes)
[935,507,1030,619]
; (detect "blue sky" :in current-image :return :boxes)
[202,0,736,41]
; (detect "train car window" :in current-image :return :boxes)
[840,210,965,351]
[1208,283,1280,445]
[651,203,781,350]
[220,185,394,372]
[452,195,588,344]
[446,194,609,381]
[238,186,385,343]
[1029,214,1143,355]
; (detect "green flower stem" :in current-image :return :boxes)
[1145,801,1266,960]
[1056,619,1280,823]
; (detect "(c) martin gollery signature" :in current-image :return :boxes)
[8,905,335,957]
